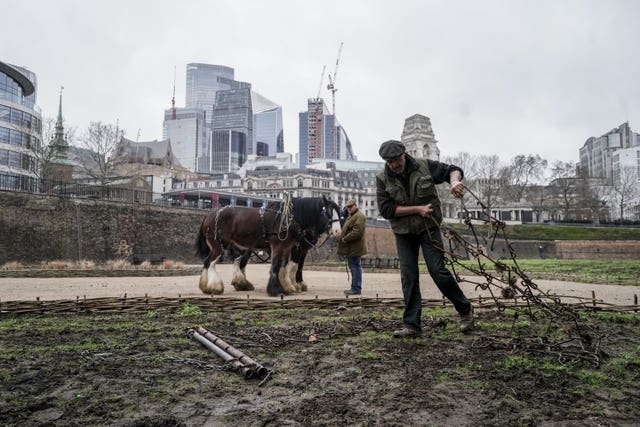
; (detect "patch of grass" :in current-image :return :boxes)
[436,372,454,382]
[0,318,22,330]
[453,259,640,285]
[359,351,379,360]
[589,312,640,324]
[501,355,536,370]
[424,307,451,318]
[540,358,570,374]
[178,302,202,317]
[575,370,607,388]
[446,223,640,241]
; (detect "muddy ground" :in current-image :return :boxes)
[1,301,640,426]
[1,267,640,426]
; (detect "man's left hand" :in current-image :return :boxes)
[450,180,464,198]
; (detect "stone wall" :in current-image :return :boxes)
[0,191,205,264]
[1,191,638,264]
[556,240,640,260]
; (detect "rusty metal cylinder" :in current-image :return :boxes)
[195,326,269,377]
[187,329,254,378]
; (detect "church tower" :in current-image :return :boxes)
[43,87,74,182]
[401,114,440,161]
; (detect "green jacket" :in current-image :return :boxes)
[376,158,442,234]
[337,209,367,256]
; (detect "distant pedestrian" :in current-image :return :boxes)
[376,140,474,337]
[337,199,367,295]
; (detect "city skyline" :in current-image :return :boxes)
[4,1,640,165]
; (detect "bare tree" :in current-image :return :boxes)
[611,166,640,221]
[504,154,548,202]
[576,175,611,224]
[549,161,577,221]
[439,152,479,221]
[444,152,479,177]
[76,121,124,187]
[468,154,507,217]
[524,185,550,222]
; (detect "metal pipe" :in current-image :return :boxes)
[187,329,254,378]
[195,326,269,377]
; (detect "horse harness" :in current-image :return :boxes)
[210,200,336,252]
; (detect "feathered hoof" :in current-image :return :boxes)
[199,269,224,294]
[298,281,308,292]
[200,282,224,295]
[231,278,255,291]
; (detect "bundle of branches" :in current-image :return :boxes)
[437,188,603,366]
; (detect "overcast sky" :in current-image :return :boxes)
[5,0,639,165]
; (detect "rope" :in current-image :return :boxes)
[214,205,230,245]
[278,192,294,240]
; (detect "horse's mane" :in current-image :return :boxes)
[291,197,325,228]
[264,196,341,230]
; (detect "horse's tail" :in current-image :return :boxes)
[194,216,210,259]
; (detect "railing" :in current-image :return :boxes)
[0,173,164,206]
[361,257,399,269]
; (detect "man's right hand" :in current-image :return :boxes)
[417,204,434,218]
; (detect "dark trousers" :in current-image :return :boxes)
[394,229,471,331]
[347,256,362,292]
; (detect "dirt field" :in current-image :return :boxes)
[1,263,638,305]
[1,267,639,426]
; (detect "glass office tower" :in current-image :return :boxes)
[185,63,250,126]
[252,91,283,157]
[210,88,253,172]
[0,61,42,183]
[211,130,247,173]
[162,107,206,172]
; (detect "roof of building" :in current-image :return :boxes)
[0,62,35,96]
[308,158,384,172]
[251,91,280,113]
[116,137,182,168]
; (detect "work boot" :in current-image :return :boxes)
[392,326,421,338]
[460,305,475,333]
[343,289,361,295]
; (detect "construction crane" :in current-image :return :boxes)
[315,65,326,101]
[171,66,177,120]
[326,42,343,158]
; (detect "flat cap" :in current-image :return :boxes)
[345,199,356,207]
[378,140,406,160]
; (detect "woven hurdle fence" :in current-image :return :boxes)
[1,294,638,316]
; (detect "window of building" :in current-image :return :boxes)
[0,127,8,144]
[0,149,8,165]
[8,151,21,168]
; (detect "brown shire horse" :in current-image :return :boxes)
[194,196,341,296]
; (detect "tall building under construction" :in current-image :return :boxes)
[298,98,353,167]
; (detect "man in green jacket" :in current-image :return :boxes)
[337,199,367,295]
[376,140,474,336]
